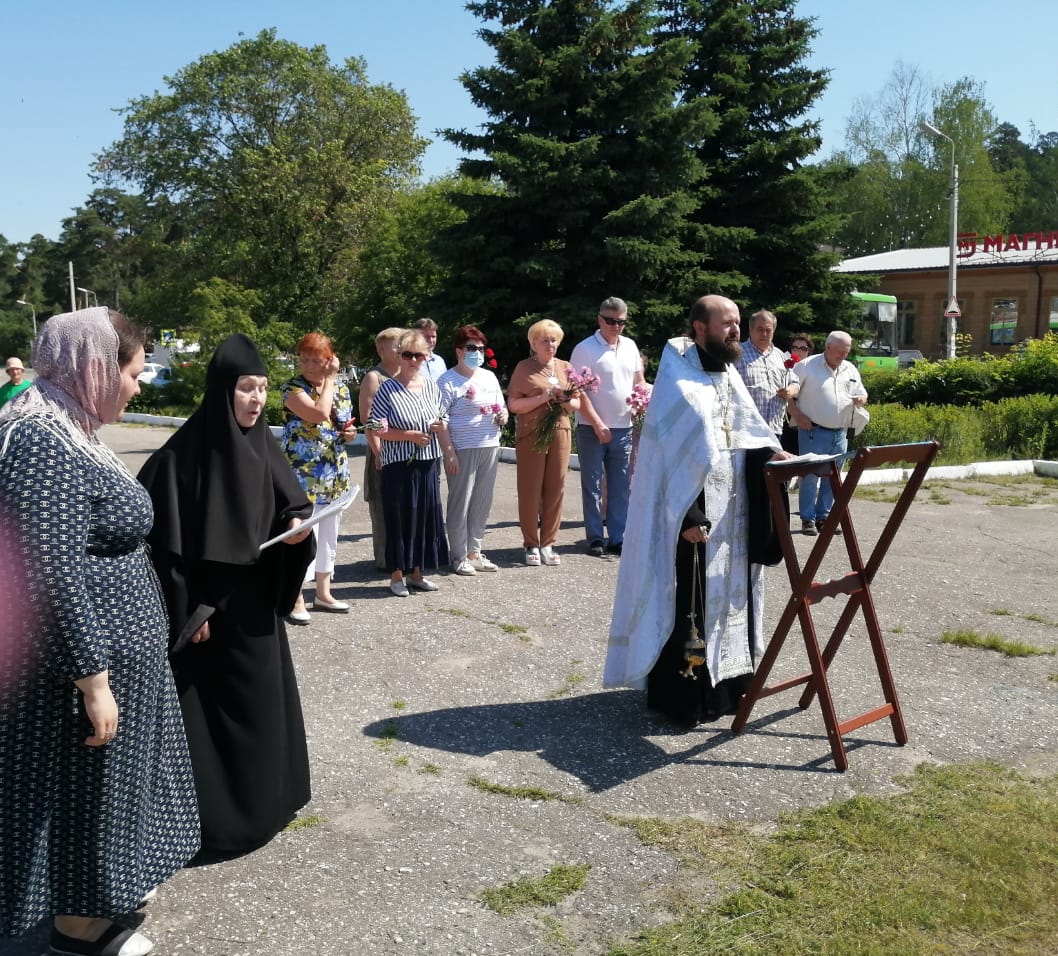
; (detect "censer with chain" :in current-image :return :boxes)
[679,521,710,679]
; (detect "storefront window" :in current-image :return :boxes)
[989,298,1018,346]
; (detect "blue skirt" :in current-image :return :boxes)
[380,458,449,573]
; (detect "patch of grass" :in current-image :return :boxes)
[392,755,410,768]
[374,719,400,752]
[390,699,407,710]
[989,607,1015,617]
[438,607,472,619]
[987,494,1033,507]
[439,606,532,641]
[854,486,901,503]
[1024,612,1058,627]
[467,775,584,807]
[609,763,1058,956]
[480,863,591,916]
[549,659,587,699]
[284,813,324,832]
[1048,674,1058,684]
[928,489,952,504]
[419,762,442,775]
[539,914,575,954]
[606,814,755,875]
[940,629,1056,657]
[888,625,905,634]
[498,621,533,642]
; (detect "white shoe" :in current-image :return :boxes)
[409,577,439,592]
[525,548,541,566]
[469,553,498,572]
[389,580,409,597]
[285,609,311,625]
[540,546,561,566]
[50,925,154,956]
[452,559,477,576]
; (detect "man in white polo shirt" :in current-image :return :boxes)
[787,330,868,535]
[570,296,646,557]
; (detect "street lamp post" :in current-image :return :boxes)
[16,299,38,339]
[920,120,959,360]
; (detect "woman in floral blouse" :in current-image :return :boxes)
[280,332,357,622]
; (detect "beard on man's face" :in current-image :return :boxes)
[704,330,741,364]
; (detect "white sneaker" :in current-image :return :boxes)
[540,546,561,566]
[409,577,439,592]
[525,548,541,566]
[469,553,498,572]
[453,559,477,576]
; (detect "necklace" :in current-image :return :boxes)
[537,357,559,387]
[706,369,733,448]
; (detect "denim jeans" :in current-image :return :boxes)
[797,425,847,522]
[577,424,633,545]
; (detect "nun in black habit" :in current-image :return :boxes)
[138,334,315,855]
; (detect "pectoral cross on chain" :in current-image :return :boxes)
[721,421,733,447]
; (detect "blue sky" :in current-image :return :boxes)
[2,1,1055,246]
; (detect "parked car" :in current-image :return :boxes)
[138,363,171,385]
[898,350,926,368]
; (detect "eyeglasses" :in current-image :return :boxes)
[790,344,810,352]
[401,351,427,361]
[600,315,628,326]
[461,344,486,352]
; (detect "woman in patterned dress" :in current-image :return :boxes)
[368,329,458,597]
[0,308,200,956]
[280,332,358,623]
[138,335,315,858]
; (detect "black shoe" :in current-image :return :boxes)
[815,518,825,531]
[801,519,818,536]
[588,541,605,557]
[605,542,622,556]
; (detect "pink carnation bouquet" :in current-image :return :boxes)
[533,365,601,453]
[625,382,653,432]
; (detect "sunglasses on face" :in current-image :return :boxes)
[401,351,427,361]
[461,344,486,352]
[600,315,628,326]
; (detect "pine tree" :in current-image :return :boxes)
[657,0,858,334]
[437,0,715,360]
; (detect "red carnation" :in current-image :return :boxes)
[784,353,801,370]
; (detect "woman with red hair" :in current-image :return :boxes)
[280,332,358,622]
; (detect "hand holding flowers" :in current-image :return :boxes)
[533,365,601,452]
[625,382,653,432]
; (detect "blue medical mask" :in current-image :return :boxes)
[463,350,484,368]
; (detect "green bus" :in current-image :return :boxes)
[849,291,899,371]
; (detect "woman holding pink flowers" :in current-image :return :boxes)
[507,319,582,567]
[437,326,508,576]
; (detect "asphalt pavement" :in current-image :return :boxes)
[7,422,1058,955]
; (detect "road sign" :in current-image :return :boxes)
[944,297,961,318]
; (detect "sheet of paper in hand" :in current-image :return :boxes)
[259,485,361,551]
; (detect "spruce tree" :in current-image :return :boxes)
[437,0,715,361]
[657,0,858,334]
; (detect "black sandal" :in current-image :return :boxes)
[49,922,153,956]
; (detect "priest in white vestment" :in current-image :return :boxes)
[604,295,788,725]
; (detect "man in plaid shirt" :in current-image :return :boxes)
[734,309,795,443]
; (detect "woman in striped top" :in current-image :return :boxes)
[369,329,457,597]
[437,325,508,576]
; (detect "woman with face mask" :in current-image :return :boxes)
[436,325,508,576]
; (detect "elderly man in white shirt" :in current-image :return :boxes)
[787,330,868,536]
[570,296,645,557]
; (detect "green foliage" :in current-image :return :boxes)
[940,629,1055,657]
[480,863,590,917]
[610,763,1058,956]
[852,391,1058,463]
[95,29,426,331]
[438,0,715,365]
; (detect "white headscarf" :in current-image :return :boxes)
[1,307,122,434]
